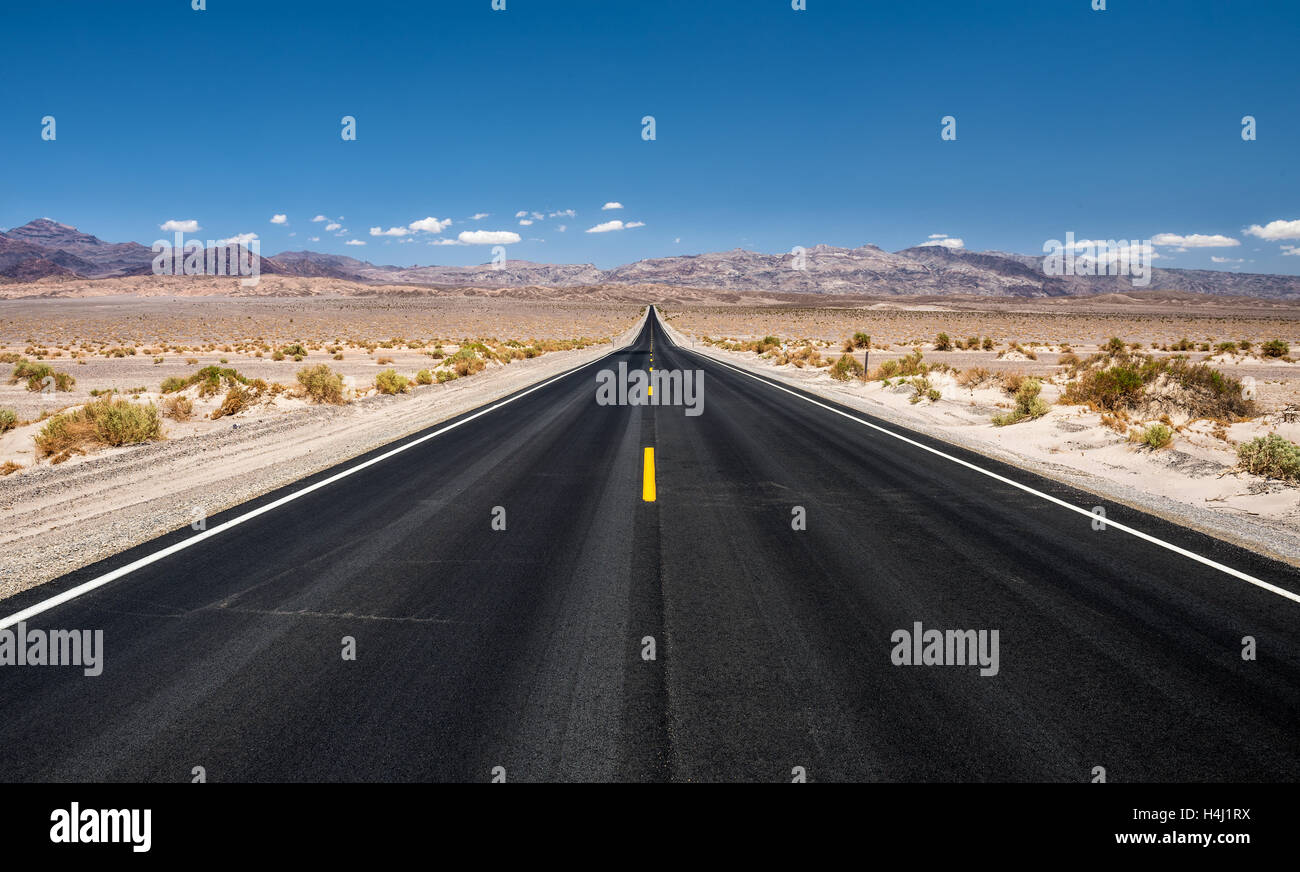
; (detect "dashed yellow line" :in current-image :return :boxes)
[642,447,656,502]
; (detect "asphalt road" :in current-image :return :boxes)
[1,309,1297,782]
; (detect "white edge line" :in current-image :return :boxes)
[0,317,648,631]
[674,333,1300,606]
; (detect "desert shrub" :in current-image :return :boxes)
[211,385,249,419]
[435,369,458,383]
[162,395,193,421]
[1262,339,1289,358]
[296,364,345,404]
[160,376,187,393]
[282,343,307,358]
[1236,434,1300,480]
[956,367,991,388]
[0,408,17,433]
[1137,423,1173,449]
[851,332,871,349]
[415,369,434,385]
[36,398,162,456]
[11,360,75,392]
[934,332,952,351]
[333,353,344,360]
[1058,352,1081,369]
[375,369,410,395]
[907,377,941,404]
[1215,342,1239,355]
[376,356,394,365]
[829,353,866,381]
[0,352,21,364]
[993,378,1049,426]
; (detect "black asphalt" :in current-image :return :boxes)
[1,309,1297,782]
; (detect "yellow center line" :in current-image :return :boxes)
[642,447,656,502]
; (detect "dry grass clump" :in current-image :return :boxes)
[0,408,17,433]
[162,395,193,421]
[1061,341,1254,421]
[992,378,1049,426]
[35,397,162,457]
[0,460,21,476]
[829,353,865,381]
[296,364,346,404]
[375,369,410,395]
[9,360,76,392]
[211,385,250,419]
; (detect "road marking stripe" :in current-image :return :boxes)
[686,344,1300,605]
[643,447,656,502]
[0,328,645,631]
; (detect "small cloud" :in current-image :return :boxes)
[308,236,320,242]
[345,239,366,246]
[519,219,534,226]
[325,222,342,232]
[927,233,949,239]
[370,226,411,237]
[160,219,200,233]
[674,237,681,243]
[1151,232,1239,247]
[270,214,288,225]
[625,221,645,228]
[601,202,623,210]
[469,212,490,220]
[920,236,964,249]
[548,209,576,218]
[429,238,466,246]
[311,215,327,222]
[409,216,452,233]
[458,230,522,245]
[1244,219,1300,241]
[515,210,528,218]
[1211,256,1244,263]
[556,225,567,233]
[1282,245,1300,256]
[219,232,258,246]
[586,220,627,233]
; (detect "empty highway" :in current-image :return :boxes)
[1,308,1297,782]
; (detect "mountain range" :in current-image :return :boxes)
[4,218,1300,299]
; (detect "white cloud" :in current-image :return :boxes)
[311,215,327,223]
[1244,219,1300,241]
[674,237,681,243]
[920,236,964,249]
[1151,232,1239,248]
[160,219,200,233]
[458,230,521,245]
[1211,256,1244,263]
[927,233,949,239]
[470,212,490,220]
[601,202,623,210]
[399,238,414,244]
[515,210,528,218]
[556,225,567,233]
[625,221,645,228]
[429,238,466,246]
[549,209,576,218]
[219,232,259,246]
[325,222,342,232]
[308,236,320,242]
[345,239,366,246]
[409,216,452,233]
[586,220,626,233]
[270,214,288,225]
[519,219,534,226]
[1282,245,1300,257]
[370,226,411,237]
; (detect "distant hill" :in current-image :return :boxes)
[4,218,1299,299]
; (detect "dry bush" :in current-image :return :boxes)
[296,364,345,404]
[162,395,193,421]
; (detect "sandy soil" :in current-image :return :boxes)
[661,316,1300,567]
[0,304,646,600]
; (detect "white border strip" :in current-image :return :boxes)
[0,320,646,631]
[675,338,1300,605]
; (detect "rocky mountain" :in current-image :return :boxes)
[4,218,1300,299]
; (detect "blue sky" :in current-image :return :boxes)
[2,0,1297,272]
